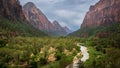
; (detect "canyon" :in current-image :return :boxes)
[23,2,71,36]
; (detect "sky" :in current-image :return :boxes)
[20,0,99,31]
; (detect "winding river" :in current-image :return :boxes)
[66,43,89,68]
[80,46,89,62]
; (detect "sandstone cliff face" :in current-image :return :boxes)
[23,2,54,32]
[0,0,25,21]
[23,2,68,36]
[52,21,67,36]
[53,21,65,32]
[81,0,120,29]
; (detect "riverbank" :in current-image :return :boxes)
[66,43,89,68]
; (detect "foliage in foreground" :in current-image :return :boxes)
[83,32,120,68]
[70,23,120,68]
[0,37,82,68]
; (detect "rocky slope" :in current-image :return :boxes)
[23,2,53,32]
[52,21,68,36]
[69,0,120,37]
[0,0,25,21]
[0,0,48,37]
[81,0,120,29]
[23,2,68,36]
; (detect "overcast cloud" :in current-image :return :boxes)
[20,0,99,31]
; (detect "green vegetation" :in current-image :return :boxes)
[69,23,120,38]
[83,40,120,68]
[0,15,120,68]
[81,23,120,68]
[0,16,48,37]
[0,16,83,68]
[0,37,82,68]
[83,46,106,68]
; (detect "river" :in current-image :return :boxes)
[66,43,89,68]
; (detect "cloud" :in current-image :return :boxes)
[73,19,83,26]
[54,10,76,19]
[49,0,65,3]
[20,0,99,31]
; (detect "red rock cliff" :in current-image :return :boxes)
[0,0,25,21]
[81,0,120,29]
[23,2,54,32]
[23,2,68,36]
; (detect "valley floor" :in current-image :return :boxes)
[0,37,82,68]
[0,36,120,68]
[67,43,89,68]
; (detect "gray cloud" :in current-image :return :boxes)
[20,0,99,31]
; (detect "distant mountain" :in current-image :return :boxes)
[52,21,68,36]
[23,2,68,36]
[69,0,120,37]
[63,26,72,34]
[0,0,48,37]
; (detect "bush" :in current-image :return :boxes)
[0,40,6,47]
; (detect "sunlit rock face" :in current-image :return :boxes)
[0,0,25,21]
[23,2,68,36]
[81,0,120,29]
[23,2,54,32]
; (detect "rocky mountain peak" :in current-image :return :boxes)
[52,20,65,31]
[23,2,68,36]
[63,26,72,34]
[53,21,61,27]
[23,2,36,9]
